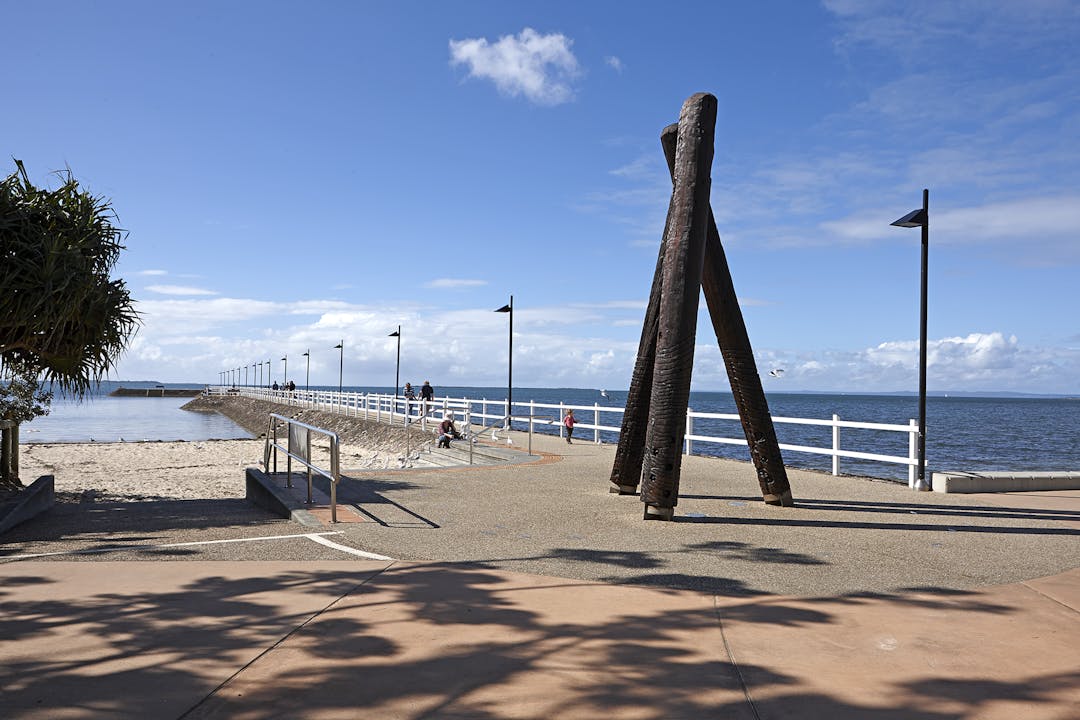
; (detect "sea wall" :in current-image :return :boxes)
[183,394,432,456]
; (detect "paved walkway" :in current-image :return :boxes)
[2,431,1078,719]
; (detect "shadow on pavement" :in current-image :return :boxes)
[4,561,1067,719]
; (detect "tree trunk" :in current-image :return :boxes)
[640,93,717,520]
[0,422,18,487]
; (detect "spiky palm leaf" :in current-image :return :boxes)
[0,160,139,397]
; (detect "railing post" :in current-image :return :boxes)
[685,409,693,455]
[306,428,313,504]
[832,414,841,476]
[909,418,918,488]
[286,424,293,488]
[330,438,340,524]
[594,402,601,444]
[529,401,534,455]
[559,401,565,439]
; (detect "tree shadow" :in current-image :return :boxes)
[0,497,283,553]
[0,561,1069,719]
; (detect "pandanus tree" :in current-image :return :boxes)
[0,160,138,488]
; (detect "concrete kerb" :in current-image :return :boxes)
[0,475,55,536]
[933,470,1080,493]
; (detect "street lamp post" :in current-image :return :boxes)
[389,327,401,396]
[281,355,288,388]
[495,296,513,430]
[891,188,930,491]
[333,341,343,396]
[302,350,310,392]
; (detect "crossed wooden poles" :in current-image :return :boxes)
[609,93,794,520]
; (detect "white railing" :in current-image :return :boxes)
[213,386,921,486]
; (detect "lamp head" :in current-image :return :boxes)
[891,208,927,228]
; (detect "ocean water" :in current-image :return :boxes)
[21,388,252,443]
[20,383,1080,482]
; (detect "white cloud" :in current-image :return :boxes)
[449,28,580,105]
[425,278,489,289]
[820,194,1080,259]
[753,331,1080,394]
[137,269,168,276]
[605,56,623,73]
[144,285,219,296]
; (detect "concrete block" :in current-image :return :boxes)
[932,471,1080,493]
[0,475,55,535]
[245,467,321,527]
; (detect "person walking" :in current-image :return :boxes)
[563,408,576,444]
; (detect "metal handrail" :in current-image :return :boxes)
[263,413,342,522]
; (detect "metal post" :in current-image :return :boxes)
[917,188,929,491]
[306,428,313,504]
[330,440,339,524]
[594,402,600,444]
[495,297,513,429]
[390,326,401,399]
[286,425,293,488]
[832,414,841,476]
[334,340,343,397]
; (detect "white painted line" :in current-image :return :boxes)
[3,532,345,561]
[305,534,394,561]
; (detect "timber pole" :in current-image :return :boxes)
[701,210,793,505]
[640,93,716,521]
[658,132,794,507]
[608,123,679,495]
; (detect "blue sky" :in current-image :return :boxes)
[5,1,1079,394]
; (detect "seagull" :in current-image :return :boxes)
[600,389,609,399]
[769,369,785,378]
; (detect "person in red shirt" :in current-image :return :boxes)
[563,409,576,444]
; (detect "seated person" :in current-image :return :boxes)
[437,413,461,448]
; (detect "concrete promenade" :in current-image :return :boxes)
[2,430,1078,719]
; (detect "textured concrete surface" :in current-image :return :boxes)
[1,430,1077,719]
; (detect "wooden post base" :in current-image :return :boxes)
[643,504,675,521]
[609,483,639,495]
[763,490,795,507]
